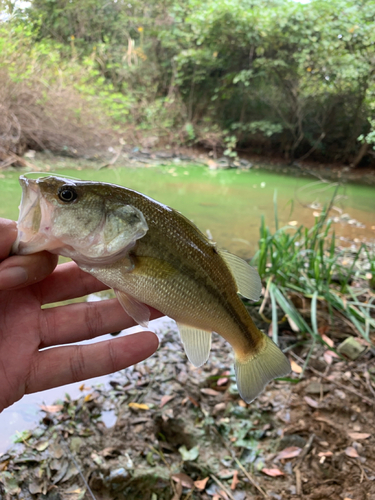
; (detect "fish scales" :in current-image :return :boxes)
[13,175,291,403]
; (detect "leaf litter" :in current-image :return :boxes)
[0,314,375,500]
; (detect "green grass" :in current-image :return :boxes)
[251,192,375,347]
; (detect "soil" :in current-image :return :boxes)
[1,305,374,500]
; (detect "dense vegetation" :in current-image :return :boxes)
[1,0,375,165]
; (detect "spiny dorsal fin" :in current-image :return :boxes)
[115,289,150,328]
[177,322,211,367]
[234,334,291,403]
[219,250,262,301]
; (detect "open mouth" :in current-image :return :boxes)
[11,177,48,255]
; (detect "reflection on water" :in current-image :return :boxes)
[0,165,374,453]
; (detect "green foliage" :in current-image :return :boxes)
[2,0,375,162]
[252,195,375,344]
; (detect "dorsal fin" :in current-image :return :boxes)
[176,323,211,367]
[219,250,262,301]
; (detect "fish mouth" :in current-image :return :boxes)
[12,176,51,255]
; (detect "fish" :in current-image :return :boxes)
[12,175,290,402]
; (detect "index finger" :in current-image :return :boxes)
[0,218,17,261]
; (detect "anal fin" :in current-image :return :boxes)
[115,289,150,328]
[176,323,211,367]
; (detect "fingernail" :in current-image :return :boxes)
[0,267,28,290]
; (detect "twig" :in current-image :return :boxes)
[60,436,97,500]
[294,433,315,470]
[295,468,302,496]
[293,434,314,496]
[233,457,269,499]
[210,474,237,500]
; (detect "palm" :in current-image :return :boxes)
[0,221,159,412]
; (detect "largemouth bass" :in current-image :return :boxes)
[13,175,290,402]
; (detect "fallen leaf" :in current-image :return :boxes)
[345,447,359,458]
[128,402,149,411]
[39,404,63,413]
[217,377,229,386]
[34,440,49,452]
[238,400,247,408]
[304,396,319,408]
[172,473,194,489]
[160,395,174,408]
[194,477,209,490]
[324,351,333,365]
[290,360,303,374]
[262,468,285,477]
[314,413,336,426]
[286,314,299,332]
[200,388,221,396]
[348,432,371,440]
[275,446,302,461]
[178,445,199,462]
[172,480,183,500]
[213,403,227,415]
[217,469,234,479]
[321,334,334,348]
[318,451,333,457]
[84,394,92,402]
[231,470,240,490]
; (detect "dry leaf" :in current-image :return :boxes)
[275,446,302,461]
[290,360,303,374]
[160,395,174,408]
[194,477,209,490]
[128,402,150,411]
[231,470,240,490]
[262,468,285,477]
[304,396,319,408]
[345,447,359,458]
[217,377,229,386]
[321,334,334,348]
[348,432,371,440]
[200,388,221,396]
[172,473,194,489]
[84,394,92,402]
[324,351,333,365]
[318,451,333,457]
[286,314,299,332]
[40,404,63,413]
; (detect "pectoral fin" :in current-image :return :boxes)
[115,289,150,328]
[177,323,211,367]
[219,250,262,301]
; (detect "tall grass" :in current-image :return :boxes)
[252,194,375,346]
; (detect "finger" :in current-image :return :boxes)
[36,261,110,305]
[0,252,59,291]
[0,219,17,260]
[26,331,159,393]
[39,298,163,348]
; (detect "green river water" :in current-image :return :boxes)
[1,164,375,258]
[0,163,374,452]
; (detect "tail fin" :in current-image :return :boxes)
[234,334,291,403]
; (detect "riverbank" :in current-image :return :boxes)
[1,314,374,500]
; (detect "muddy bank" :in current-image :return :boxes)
[1,311,374,500]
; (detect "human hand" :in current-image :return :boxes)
[0,218,160,412]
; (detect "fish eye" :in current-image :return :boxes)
[58,186,78,203]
